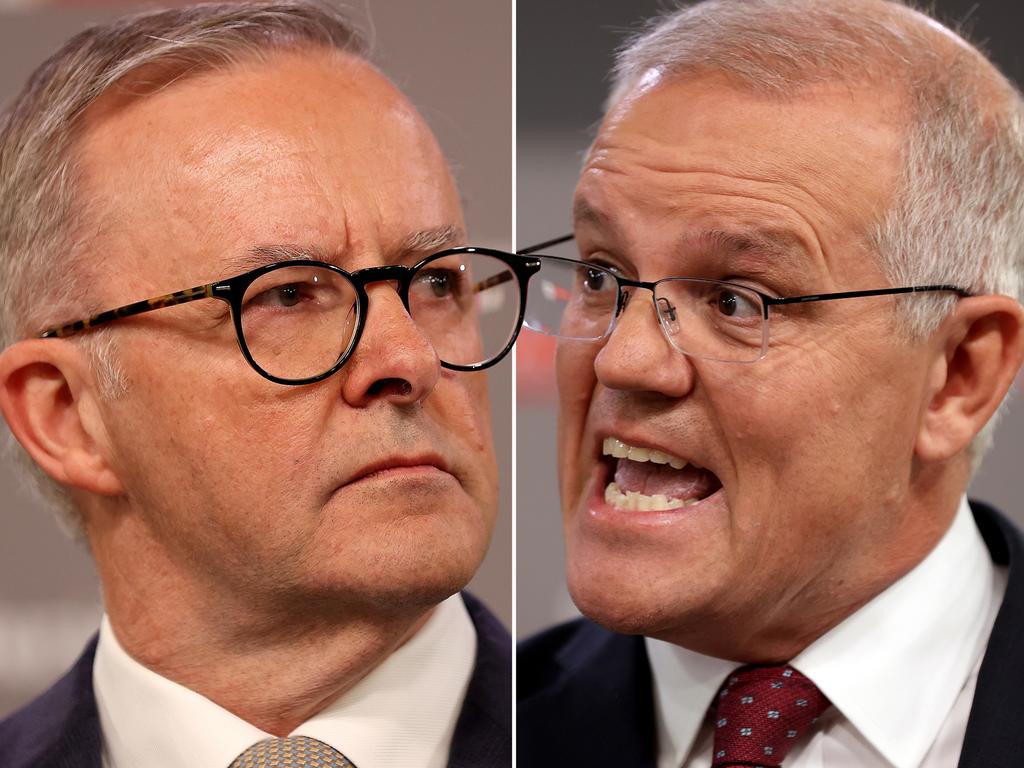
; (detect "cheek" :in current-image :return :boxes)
[441,371,494,453]
[555,342,599,500]
[111,343,324,508]
[432,373,499,504]
[709,341,918,510]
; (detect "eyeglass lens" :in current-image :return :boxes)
[240,265,360,381]
[522,256,769,363]
[238,253,521,381]
[408,252,521,368]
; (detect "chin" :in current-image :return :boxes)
[311,518,490,613]
[565,546,721,639]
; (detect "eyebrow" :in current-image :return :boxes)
[572,198,611,229]
[573,194,812,280]
[218,224,467,277]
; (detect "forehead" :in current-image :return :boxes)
[575,73,905,276]
[73,48,461,291]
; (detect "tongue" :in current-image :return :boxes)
[614,458,720,501]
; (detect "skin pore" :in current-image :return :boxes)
[556,71,1024,662]
[0,48,498,733]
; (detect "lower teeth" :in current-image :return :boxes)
[604,482,700,511]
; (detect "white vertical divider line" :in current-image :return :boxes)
[510,0,519,760]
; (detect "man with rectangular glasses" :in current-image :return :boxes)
[519,1,1024,766]
[0,3,518,766]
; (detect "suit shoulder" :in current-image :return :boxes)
[518,617,630,698]
[461,591,510,660]
[0,637,100,768]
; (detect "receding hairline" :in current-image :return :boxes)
[607,0,1018,115]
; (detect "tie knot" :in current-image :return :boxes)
[711,664,830,768]
[229,735,356,768]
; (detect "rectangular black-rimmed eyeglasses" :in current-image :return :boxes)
[518,234,972,364]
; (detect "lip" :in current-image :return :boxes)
[344,453,453,487]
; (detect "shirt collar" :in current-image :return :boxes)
[647,496,1000,768]
[94,593,476,768]
[794,496,1000,768]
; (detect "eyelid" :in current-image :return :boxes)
[579,251,628,277]
[718,274,778,298]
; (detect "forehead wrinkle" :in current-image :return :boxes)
[683,228,809,276]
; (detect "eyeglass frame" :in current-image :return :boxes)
[518,234,974,362]
[39,246,542,385]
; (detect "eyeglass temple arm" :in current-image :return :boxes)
[767,285,973,307]
[39,283,217,339]
[517,233,574,256]
[473,271,516,294]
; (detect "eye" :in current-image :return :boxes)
[583,267,607,292]
[250,282,311,308]
[272,284,300,307]
[414,268,465,300]
[575,262,617,295]
[243,269,350,314]
[714,287,761,319]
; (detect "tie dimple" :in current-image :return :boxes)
[229,735,357,768]
[711,664,830,768]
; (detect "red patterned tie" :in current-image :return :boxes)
[711,665,831,767]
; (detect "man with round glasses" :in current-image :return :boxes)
[520,0,1024,766]
[0,2,514,765]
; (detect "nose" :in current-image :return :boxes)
[593,287,696,398]
[339,283,440,407]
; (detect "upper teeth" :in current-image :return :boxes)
[602,437,688,470]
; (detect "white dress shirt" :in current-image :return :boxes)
[648,496,1007,768]
[94,593,477,768]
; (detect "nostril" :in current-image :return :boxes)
[367,378,413,398]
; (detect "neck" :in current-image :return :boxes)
[664,471,969,663]
[88,511,433,735]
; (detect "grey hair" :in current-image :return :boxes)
[0,2,365,531]
[607,0,1024,466]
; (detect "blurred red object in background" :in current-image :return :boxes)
[517,330,557,404]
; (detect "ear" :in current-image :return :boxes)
[0,338,124,496]
[916,295,1024,462]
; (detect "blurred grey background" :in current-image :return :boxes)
[516,0,1024,638]
[0,0,511,718]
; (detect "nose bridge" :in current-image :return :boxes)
[594,276,697,398]
[614,281,665,340]
[353,263,410,295]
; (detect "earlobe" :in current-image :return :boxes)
[916,296,1024,463]
[0,339,124,497]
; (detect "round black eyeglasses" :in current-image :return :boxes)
[518,234,972,364]
[40,247,542,385]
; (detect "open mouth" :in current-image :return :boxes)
[600,437,722,512]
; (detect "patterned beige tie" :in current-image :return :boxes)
[229,735,357,767]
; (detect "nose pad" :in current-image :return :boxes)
[656,296,680,335]
[593,284,697,398]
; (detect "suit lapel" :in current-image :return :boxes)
[447,592,511,768]
[958,501,1024,767]
[0,636,102,768]
[519,622,657,767]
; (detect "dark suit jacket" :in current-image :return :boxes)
[519,501,1024,768]
[0,591,510,768]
